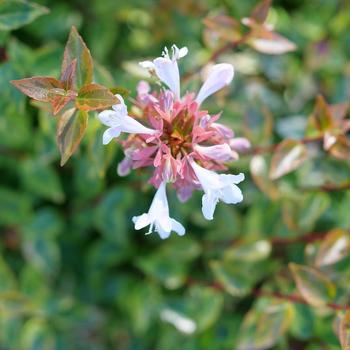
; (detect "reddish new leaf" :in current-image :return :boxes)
[57,108,88,166]
[76,83,118,111]
[10,76,63,102]
[61,26,93,90]
[48,88,78,115]
[203,15,242,43]
[60,58,77,90]
[269,139,308,180]
[250,0,271,24]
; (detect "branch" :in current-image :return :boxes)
[187,278,350,311]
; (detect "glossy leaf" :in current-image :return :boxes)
[61,26,93,89]
[269,139,308,180]
[248,29,297,55]
[289,263,336,307]
[210,260,255,297]
[316,229,350,267]
[56,108,88,166]
[10,77,63,102]
[76,83,118,111]
[0,0,49,31]
[237,300,293,350]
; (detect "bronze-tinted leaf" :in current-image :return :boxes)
[328,135,350,161]
[269,140,308,180]
[61,26,93,89]
[248,28,297,55]
[109,86,131,98]
[57,108,88,166]
[250,0,271,24]
[60,58,77,90]
[202,14,242,43]
[289,263,336,307]
[311,95,334,132]
[316,229,350,267]
[10,77,63,102]
[76,83,118,111]
[48,88,78,115]
[339,311,350,350]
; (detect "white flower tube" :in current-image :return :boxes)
[139,45,188,100]
[195,63,234,106]
[132,181,185,239]
[98,94,157,145]
[190,159,244,220]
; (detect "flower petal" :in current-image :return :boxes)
[195,63,234,105]
[121,115,157,135]
[153,57,180,99]
[102,127,121,145]
[133,213,151,230]
[195,143,234,162]
[98,110,121,127]
[112,94,127,116]
[171,219,186,236]
[220,184,243,204]
[202,191,218,220]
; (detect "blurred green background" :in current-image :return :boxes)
[1,0,350,349]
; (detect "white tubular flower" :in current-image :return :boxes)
[139,45,188,100]
[194,143,236,162]
[190,159,244,220]
[195,63,234,106]
[132,181,185,239]
[98,94,157,145]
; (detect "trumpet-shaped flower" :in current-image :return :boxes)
[190,159,244,220]
[98,94,157,145]
[133,181,185,239]
[98,45,249,238]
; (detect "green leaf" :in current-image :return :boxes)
[19,318,56,350]
[10,76,63,102]
[161,286,223,333]
[56,108,88,166]
[338,311,350,350]
[76,83,118,111]
[61,26,93,89]
[0,257,16,293]
[136,237,201,289]
[289,263,336,307]
[224,240,271,262]
[0,0,49,31]
[21,159,65,203]
[269,139,308,180]
[0,188,32,226]
[210,260,254,297]
[237,300,294,350]
[316,229,350,267]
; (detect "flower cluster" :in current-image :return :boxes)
[98,45,250,239]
